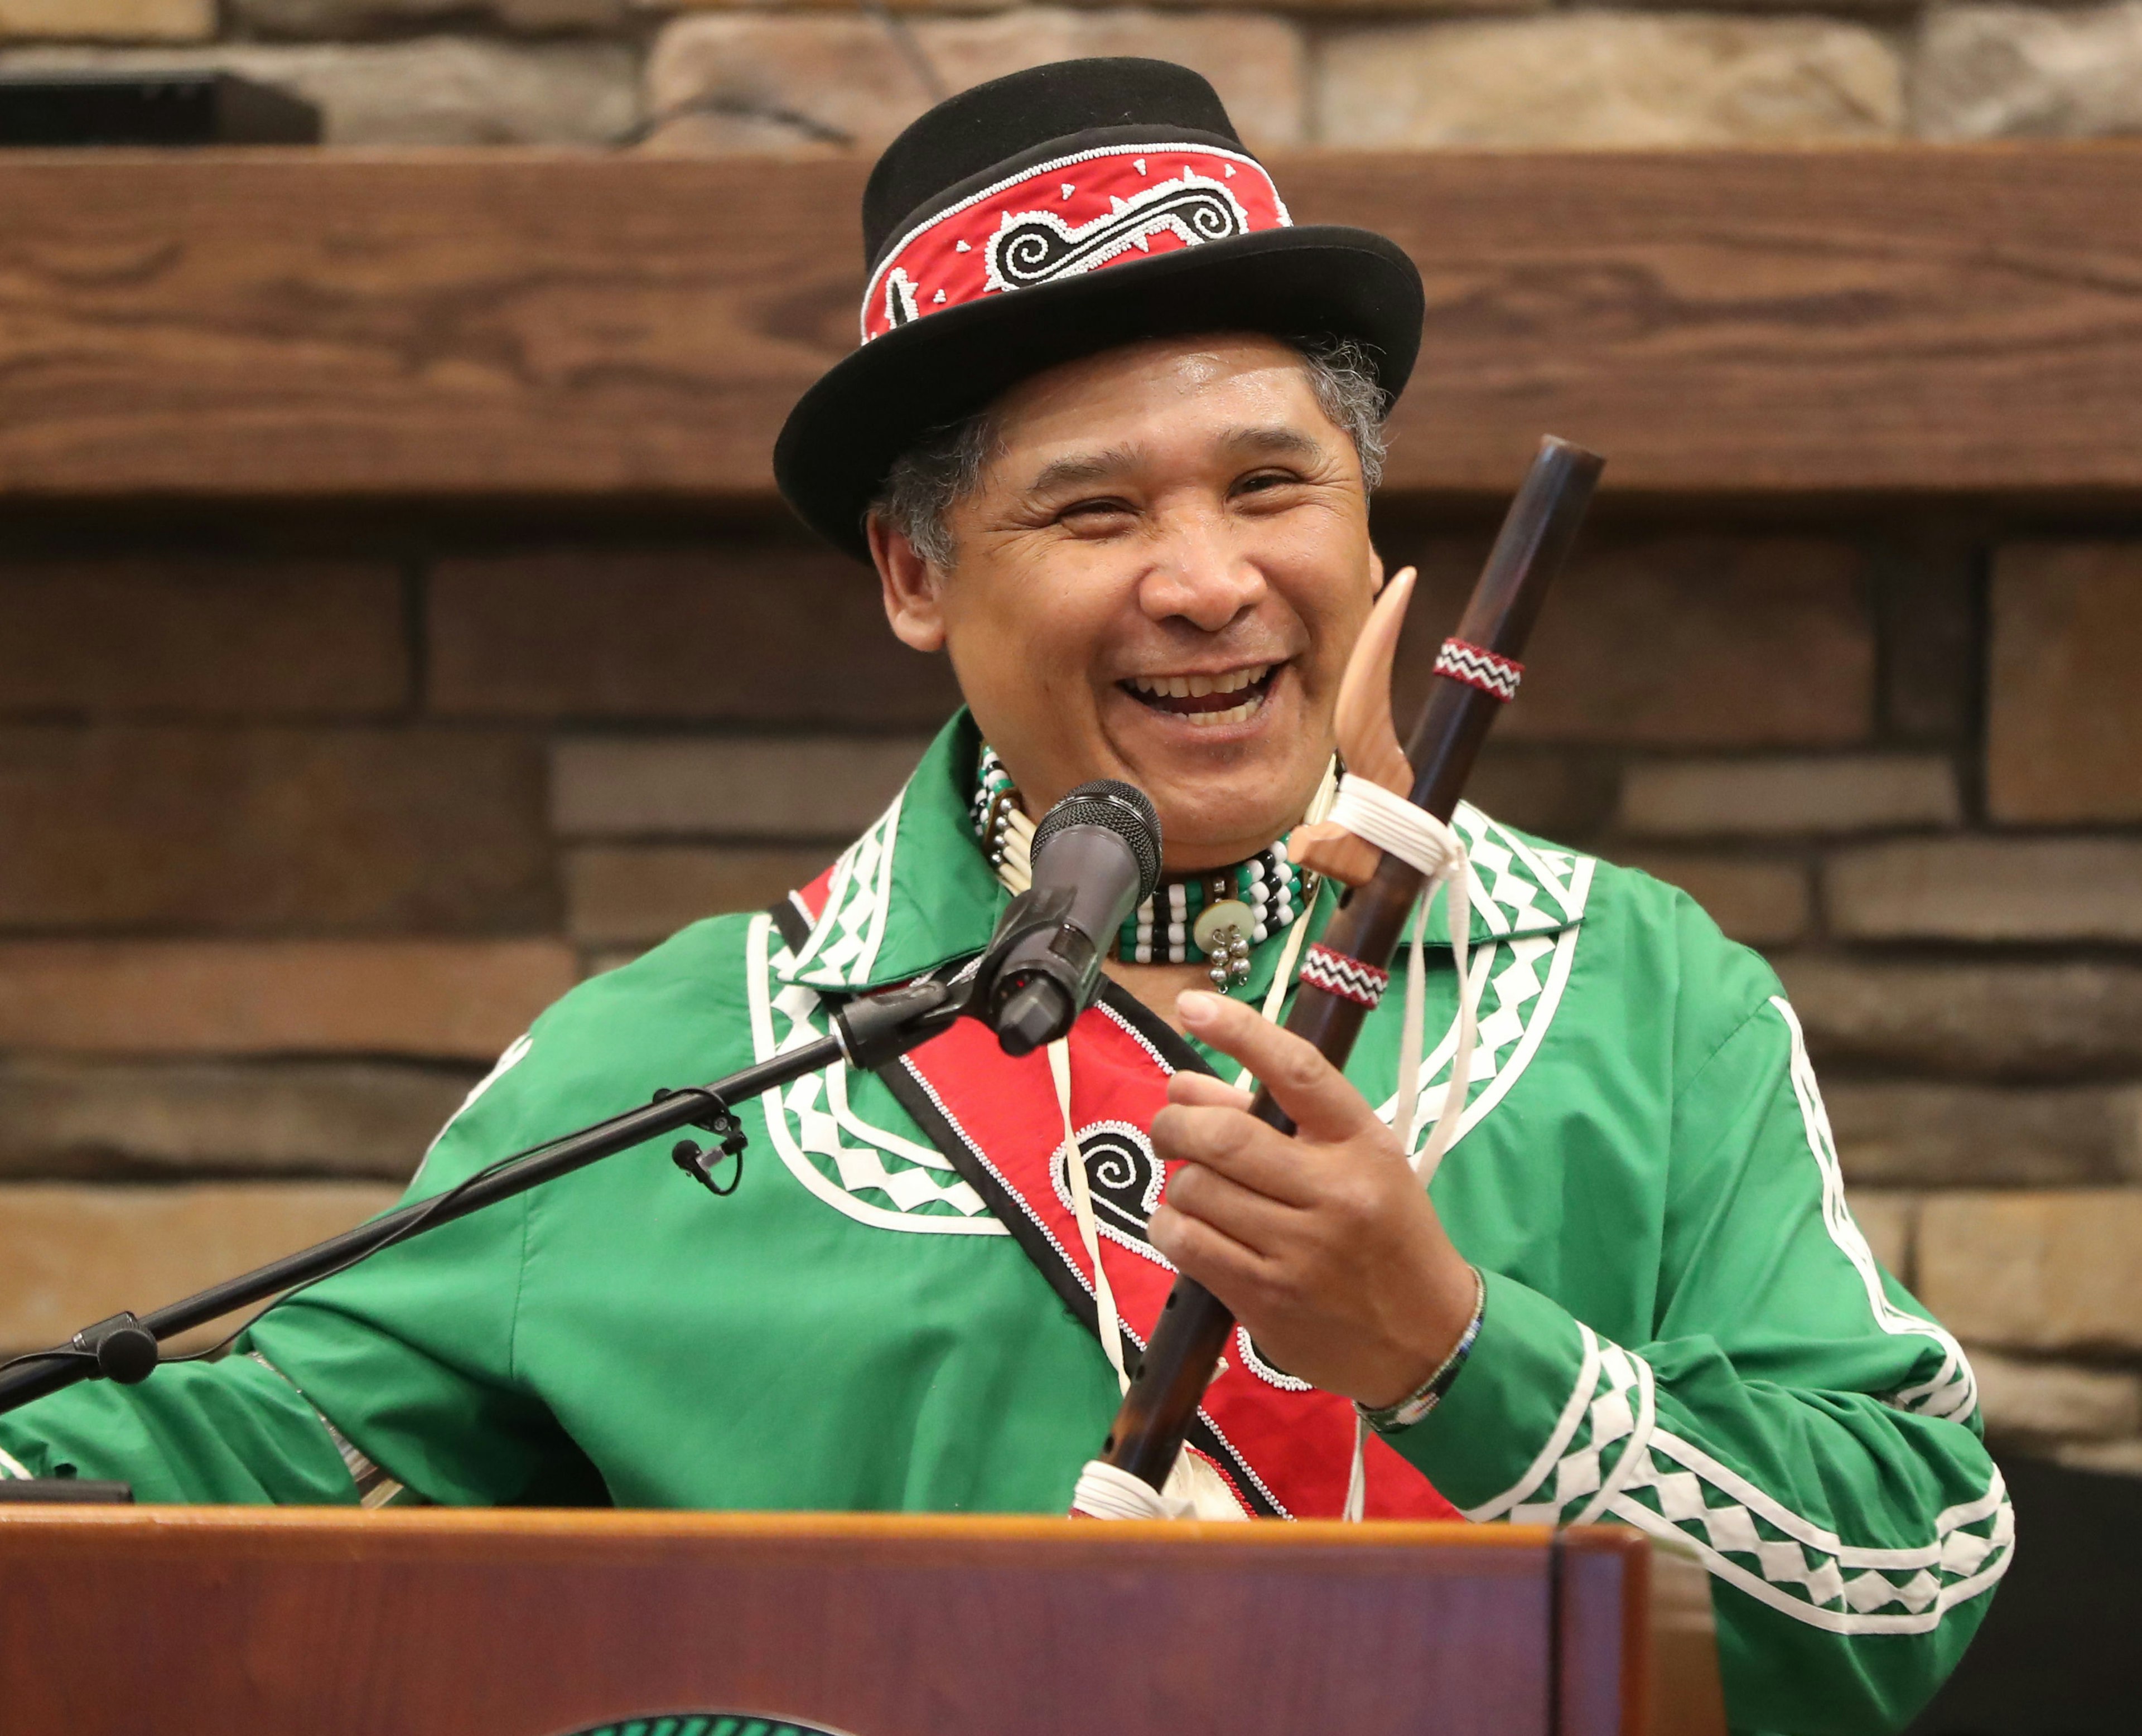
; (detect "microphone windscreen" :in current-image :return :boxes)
[1031,780,1162,903]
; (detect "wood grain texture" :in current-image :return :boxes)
[0,1509,1579,1735]
[3,145,2138,500]
[0,1509,1729,1734]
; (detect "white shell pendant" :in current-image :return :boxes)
[1194,899,1256,988]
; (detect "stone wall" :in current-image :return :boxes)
[0,501,2135,1480]
[9,0,2142,151]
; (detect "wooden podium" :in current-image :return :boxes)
[0,1508,1725,1735]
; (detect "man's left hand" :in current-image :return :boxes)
[1146,989,1479,1409]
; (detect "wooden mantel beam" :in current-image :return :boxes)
[1,144,2139,502]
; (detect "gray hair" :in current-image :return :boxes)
[870,335,1391,571]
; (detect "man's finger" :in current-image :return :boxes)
[1176,989,1382,1143]
[1161,1159,1300,1259]
[1148,1199,1280,1306]
[1150,1102,1323,1206]
[1167,1071,1255,1111]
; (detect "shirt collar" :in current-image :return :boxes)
[776,711,1588,994]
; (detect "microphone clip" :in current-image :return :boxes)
[654,1087,750,1196]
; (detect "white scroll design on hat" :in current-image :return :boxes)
[983,171,1250,294]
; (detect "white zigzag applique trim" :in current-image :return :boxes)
[1366,809,1593,1156]
[1465,1321,2014,1636]
[1373,924,1581,1156]
[1772,995,1979,1422]
[1450,802,1597,936]
[785,787,904,989]
[747,915,1005,1235]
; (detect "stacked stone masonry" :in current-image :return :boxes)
[0,519,2135,1476]
[15,0,2142,149]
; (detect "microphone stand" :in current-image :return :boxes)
[0,975,967,1424]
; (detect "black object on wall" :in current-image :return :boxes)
[0,72,321,147]
[1909,1452,2140,1736]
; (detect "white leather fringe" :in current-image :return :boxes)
[1071,1459,1193,1520]
[1321,775,1487,1520]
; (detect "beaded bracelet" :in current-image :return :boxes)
[1356,1265,1487,1436]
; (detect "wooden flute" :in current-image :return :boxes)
[1094,434,1606,1501]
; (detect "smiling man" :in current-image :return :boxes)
[0,60,2004,1736]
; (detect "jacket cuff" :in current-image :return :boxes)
[1383,1270,1629,1521]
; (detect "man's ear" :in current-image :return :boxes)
[1368,544,1387,598]
[869,513,947,654]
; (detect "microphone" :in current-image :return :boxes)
[983,779,1162,1057]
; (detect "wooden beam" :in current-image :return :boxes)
[1,145,2139,501]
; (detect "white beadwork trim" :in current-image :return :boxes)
[1772,995,1978,1422]
[749,916,1006,1236]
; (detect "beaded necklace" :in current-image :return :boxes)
[971,744,1312,988]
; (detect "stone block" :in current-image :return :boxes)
[1777,960,2142,1081]
[1849,1189,1914,1283]
[0,727,555,933]
[1826,1082,2130,1188]
[0,38,640,145]
[1318,13,1901,148]
[235,0,626,36]
[0,1058,475,1182]
[428,548,961,728]
[1917,1189,2142,1354]
[1612,853,1810,947]
[1399,538,1875,747]
[0,1181,401,1355]
[1914,3,2142,140]
[1968,1347,2142,1443]
[2054,1438,2142,1476]
[565,844,834,944]
[550,736,931,840]
[1825,839,2142,943]
[1987,544,2142,823]
[1466,748,1618,842]
[0,0,210,40]
[0,941,576,1061]
[2119,1090,2142,1183]
[1619,755,1960,839]
[0,560,405,717]
[1871,534,1977,744]
[642,8,1305,153]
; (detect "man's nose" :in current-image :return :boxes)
[1136,516,1267,632]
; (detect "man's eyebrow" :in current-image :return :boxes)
[1021,426,1326,496]
[1023,448,1140,495]
[1220,424,1326,460]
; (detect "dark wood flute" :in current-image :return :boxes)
[1096,434,1605,1498]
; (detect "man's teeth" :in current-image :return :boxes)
[1184,697,1261,728]
[1128,664,1270,700]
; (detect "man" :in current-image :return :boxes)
[0,59,2003,1733]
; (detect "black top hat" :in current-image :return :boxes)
[774,57,1425,562]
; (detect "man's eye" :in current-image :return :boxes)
[1060,498,1135,525]
[1235,471,1300,496]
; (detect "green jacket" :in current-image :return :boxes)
[0,714,2006,1734]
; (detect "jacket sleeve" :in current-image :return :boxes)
[1386,924,2010,1735]
[0,1031,591,1508]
